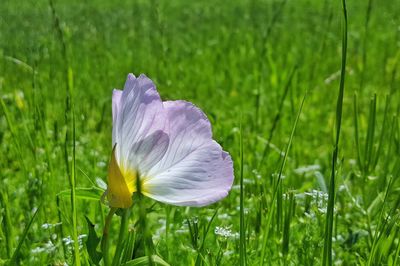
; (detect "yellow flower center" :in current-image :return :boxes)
[107,147,149,208]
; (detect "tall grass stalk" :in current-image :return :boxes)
[260,91,307,264]
[359,0,373,91]
[70,108,81,266]
[239,119,246,266]
[353,93,363,171]
[373,95,390,169]
[282,192,295,257]
[364,94,376,175]
[322,0,347,265]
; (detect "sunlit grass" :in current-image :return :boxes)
[1,0,400,265]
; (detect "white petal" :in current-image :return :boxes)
[113,74,168,174]
[143,101,234,206]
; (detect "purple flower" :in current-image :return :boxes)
[106,74,234,208]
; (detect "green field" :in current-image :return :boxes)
[1,0,400,265]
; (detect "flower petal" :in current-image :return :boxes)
[112,89,122,155]
[112,89,122,124]
[112,74,168,174]
[127,130,169,174]
[143,101,234,206]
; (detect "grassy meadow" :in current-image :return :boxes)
[1,0,400,265]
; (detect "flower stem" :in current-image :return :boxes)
[136,173,153,265]
[138,194,153,265]
[101,207,117,266]
[112,208,130,266]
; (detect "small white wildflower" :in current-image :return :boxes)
[63,236,73,246]
[176,222,189,234]
[294,165,321,175]
[153,219,166,241]
[252,169,262,180]
[324,70,341,84]
[215,226,232,238]
[96,177,107,190]
[223,250,234,256]
[43,240,56,252]
[31,247,45,254]
[36,148,45,155]
[304,190,328,201]
[232,185,240,190]
[90,150,99,156]
[175,229,188,234]
[63,235,86,250]
[214,226,239,239]
[31,241,56,254]
[41,222,62,230]
[244,178,255,184]
[218,213,230,220]
[348,159,357,166]
[272,173,285,180]
[303,189,329,213]
[235,206,249,214]
[97,161,107,168]
[304,211,316,219]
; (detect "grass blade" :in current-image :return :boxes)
[353,93,364,171]
[9,205,40,265]
[239,118,246,266]
[322,0,347,264]
[260,91,307,263]
[373,95,390,169]
[69,105,81,266]
[282,192,295,257]
[364,94,376,174]
[0,191,14,258]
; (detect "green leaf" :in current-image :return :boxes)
[122,255,170,266]
[85,216,102,265]
[57,187,104,201]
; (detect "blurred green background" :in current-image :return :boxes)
[1,0,400,265]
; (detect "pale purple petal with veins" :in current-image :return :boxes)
[112,89,122,149]
[143,101,234,206]
[112,74,169,174]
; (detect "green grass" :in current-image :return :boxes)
[323,0,347,265]
[1,0,400,265]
